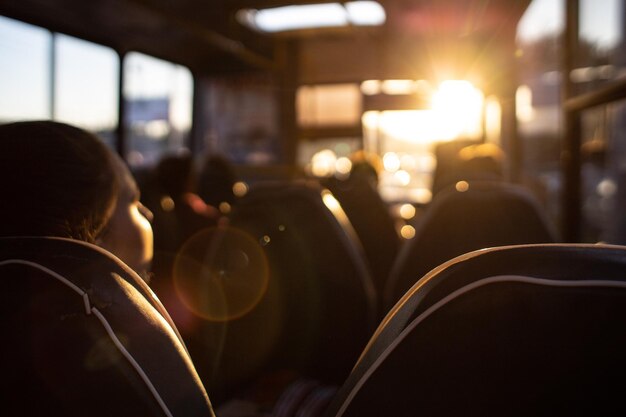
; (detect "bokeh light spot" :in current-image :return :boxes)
[233,181,249,197]
[401,225,416,239]
[160,196,175,212]
[456,181,470,192]
[399,203,416,220]
[172,227,269,322]
[219,201,232,214]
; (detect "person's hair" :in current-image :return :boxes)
[155,152,194,198]
[198,154,237,206]
[0,120,119,242]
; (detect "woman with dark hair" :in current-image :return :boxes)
[0,120,215,417]
[0,120,154,279]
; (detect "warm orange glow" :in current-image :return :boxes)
[322,190,342,211]
[361,79,382,95]
[485,96,502,144]
[399,203,416,220]
[456,181,470,192]
[311,149,337,177]
[219,202,231,214]
[362,80,484,146]
[401,225,416,239]
[383,152,401,172]
[160,196,175,211]
[173,227,269,322]
[394,170,411,186]
[377,110,442,144]
[335,156,353,175]
[232,181,249,197]
[381,79,415,95]
[431,80,484,140]
[516,85,535,122]
[321,190,352,227]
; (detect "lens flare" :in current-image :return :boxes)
[172,227,269,322]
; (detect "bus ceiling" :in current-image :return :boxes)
[0,0,531,81]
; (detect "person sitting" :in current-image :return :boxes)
[152,152,221,254]
[0,120,215,416]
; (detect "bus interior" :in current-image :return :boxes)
[2,0,626,415]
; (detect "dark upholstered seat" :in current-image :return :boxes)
[325,244,626,417]
[0,237,214,417]
[322,175,400,304]
[181,181,378,401]
[385,181,557,308]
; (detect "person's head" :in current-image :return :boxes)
[0,120,153,276]
[349,151,382,187]
[198,154,237,207]
[98,152,154,277]
[155,152,194,198]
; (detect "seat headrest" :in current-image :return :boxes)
[326,244,626,417]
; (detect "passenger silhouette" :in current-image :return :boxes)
[431,141,504,197]
[198,154,238,211]
[0,120,215,416]
[151,152,221,253]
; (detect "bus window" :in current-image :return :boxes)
[516,0,565,232]
[580,99,626,243]
[575,0,625,95]
[123,52,193,167]
[361,80,484,205]
[54,34,119,148]
[297,83,362,177]
[300,137,362,177]
[198,73,280,165]
[0,16,50,121]
[297,83,362,127]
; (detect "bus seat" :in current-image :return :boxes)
[0,236,214,417]
[183,180,378,401]
[322,174,400,305]
[385,181,557,308]
[325,243,626,417]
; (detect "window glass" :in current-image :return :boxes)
[0,15,50,121]
[297,84,361,126]
[362,110,440,205]
[55,34,119,147]
[123,52,193,167]
[574,0,625,94]
[199,74,279,165]
[580,99,626,244]
[516,0,565,231]
[298,137,361,174]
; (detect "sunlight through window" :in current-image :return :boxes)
[431,80,484,140]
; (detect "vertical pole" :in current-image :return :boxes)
[189,73,203,156]
[562,0,581,242]
[116,51,127,159]
[500,30,520,183]
[49,31,56,120]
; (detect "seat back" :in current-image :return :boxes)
[183,181,377,396]
[326,244,626,417]
[322,175,400,302]
[385,181,557,307]
[1,237,214,417]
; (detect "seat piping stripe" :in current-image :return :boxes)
[0,259,174,417]
[336,275,626,417]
